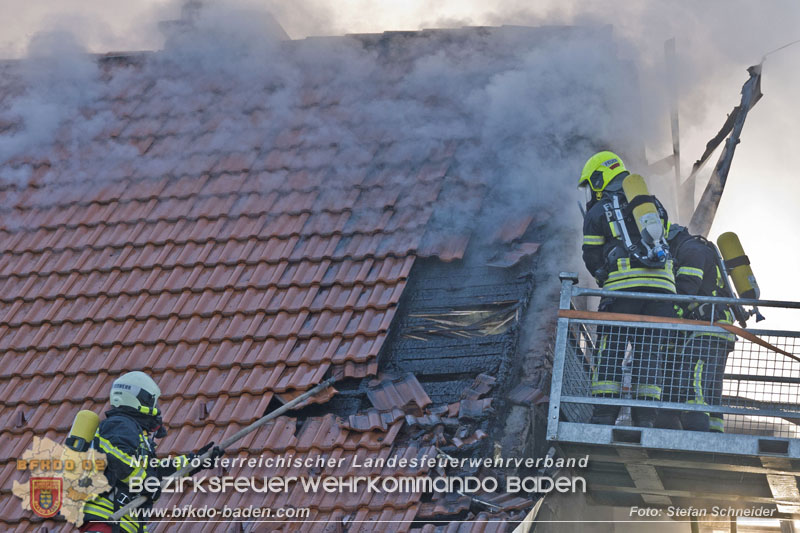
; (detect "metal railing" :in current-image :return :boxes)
[548,273,800,446]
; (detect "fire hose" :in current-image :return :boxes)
[109,376,337,521]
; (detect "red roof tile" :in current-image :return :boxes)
[367,373,433,413]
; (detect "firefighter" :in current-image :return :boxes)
[665,224,736,432]
[81,371,222,533]
[579,151,677,428]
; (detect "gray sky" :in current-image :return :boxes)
[2,0,799,328]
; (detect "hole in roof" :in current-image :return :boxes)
[261,395,284,418]
[403,301,519,340]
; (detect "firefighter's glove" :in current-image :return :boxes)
[197,441,223,460]
[593,268,608,285]
[673,305,684,318]
[154,462,177,478]
[188,442,223,475]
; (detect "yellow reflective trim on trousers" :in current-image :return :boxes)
[709,417,724,432]
[96,434,136,466]
[591,381,621,395]
[691,330,736,342]
[635,384,661,399]
[84,500,140,533]
[635,384,661,395]
[592,335,607,384]
[603,277,677,293]
[87,495,114,508]
[84,502,114,519]
[117,520,140,533]
[693,359,705,405]
[583,235,605,246]
[591,337,621,395]
[677,266,704,279]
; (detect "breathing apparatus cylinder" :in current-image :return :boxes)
[66,410,100,452]
[717,232,759,299]
[622,174,667,262]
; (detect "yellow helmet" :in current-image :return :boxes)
[578,151,629,196]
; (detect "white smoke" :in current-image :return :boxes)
[0,31,100,167]
[97,4,635,240]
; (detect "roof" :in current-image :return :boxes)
[0,22,622,531]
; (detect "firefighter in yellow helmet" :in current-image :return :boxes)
[81,371,221,533]
[578,151,677,427]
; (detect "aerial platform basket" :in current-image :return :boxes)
[548,273,800,518]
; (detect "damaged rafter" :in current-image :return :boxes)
[688,64,763,236]
[404,302,520,340]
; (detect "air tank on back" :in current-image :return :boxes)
[622,174,667,263]
[717,232,760,299]
[66,410,100,452]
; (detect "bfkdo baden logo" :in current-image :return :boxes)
[12,436,111,525]
[30,477,62,518]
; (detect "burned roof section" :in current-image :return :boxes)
[384,256,535,406]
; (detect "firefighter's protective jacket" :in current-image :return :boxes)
[670,229,736,433]
[670,230,735,340]
[84,408,186,533]
[582,190,676,293]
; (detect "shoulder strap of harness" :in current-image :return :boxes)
[609,194,635,249]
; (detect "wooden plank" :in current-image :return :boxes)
[618,449,672,505]
[559,442,800,476]
[591,484,781,506]
[760,457,800,513]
